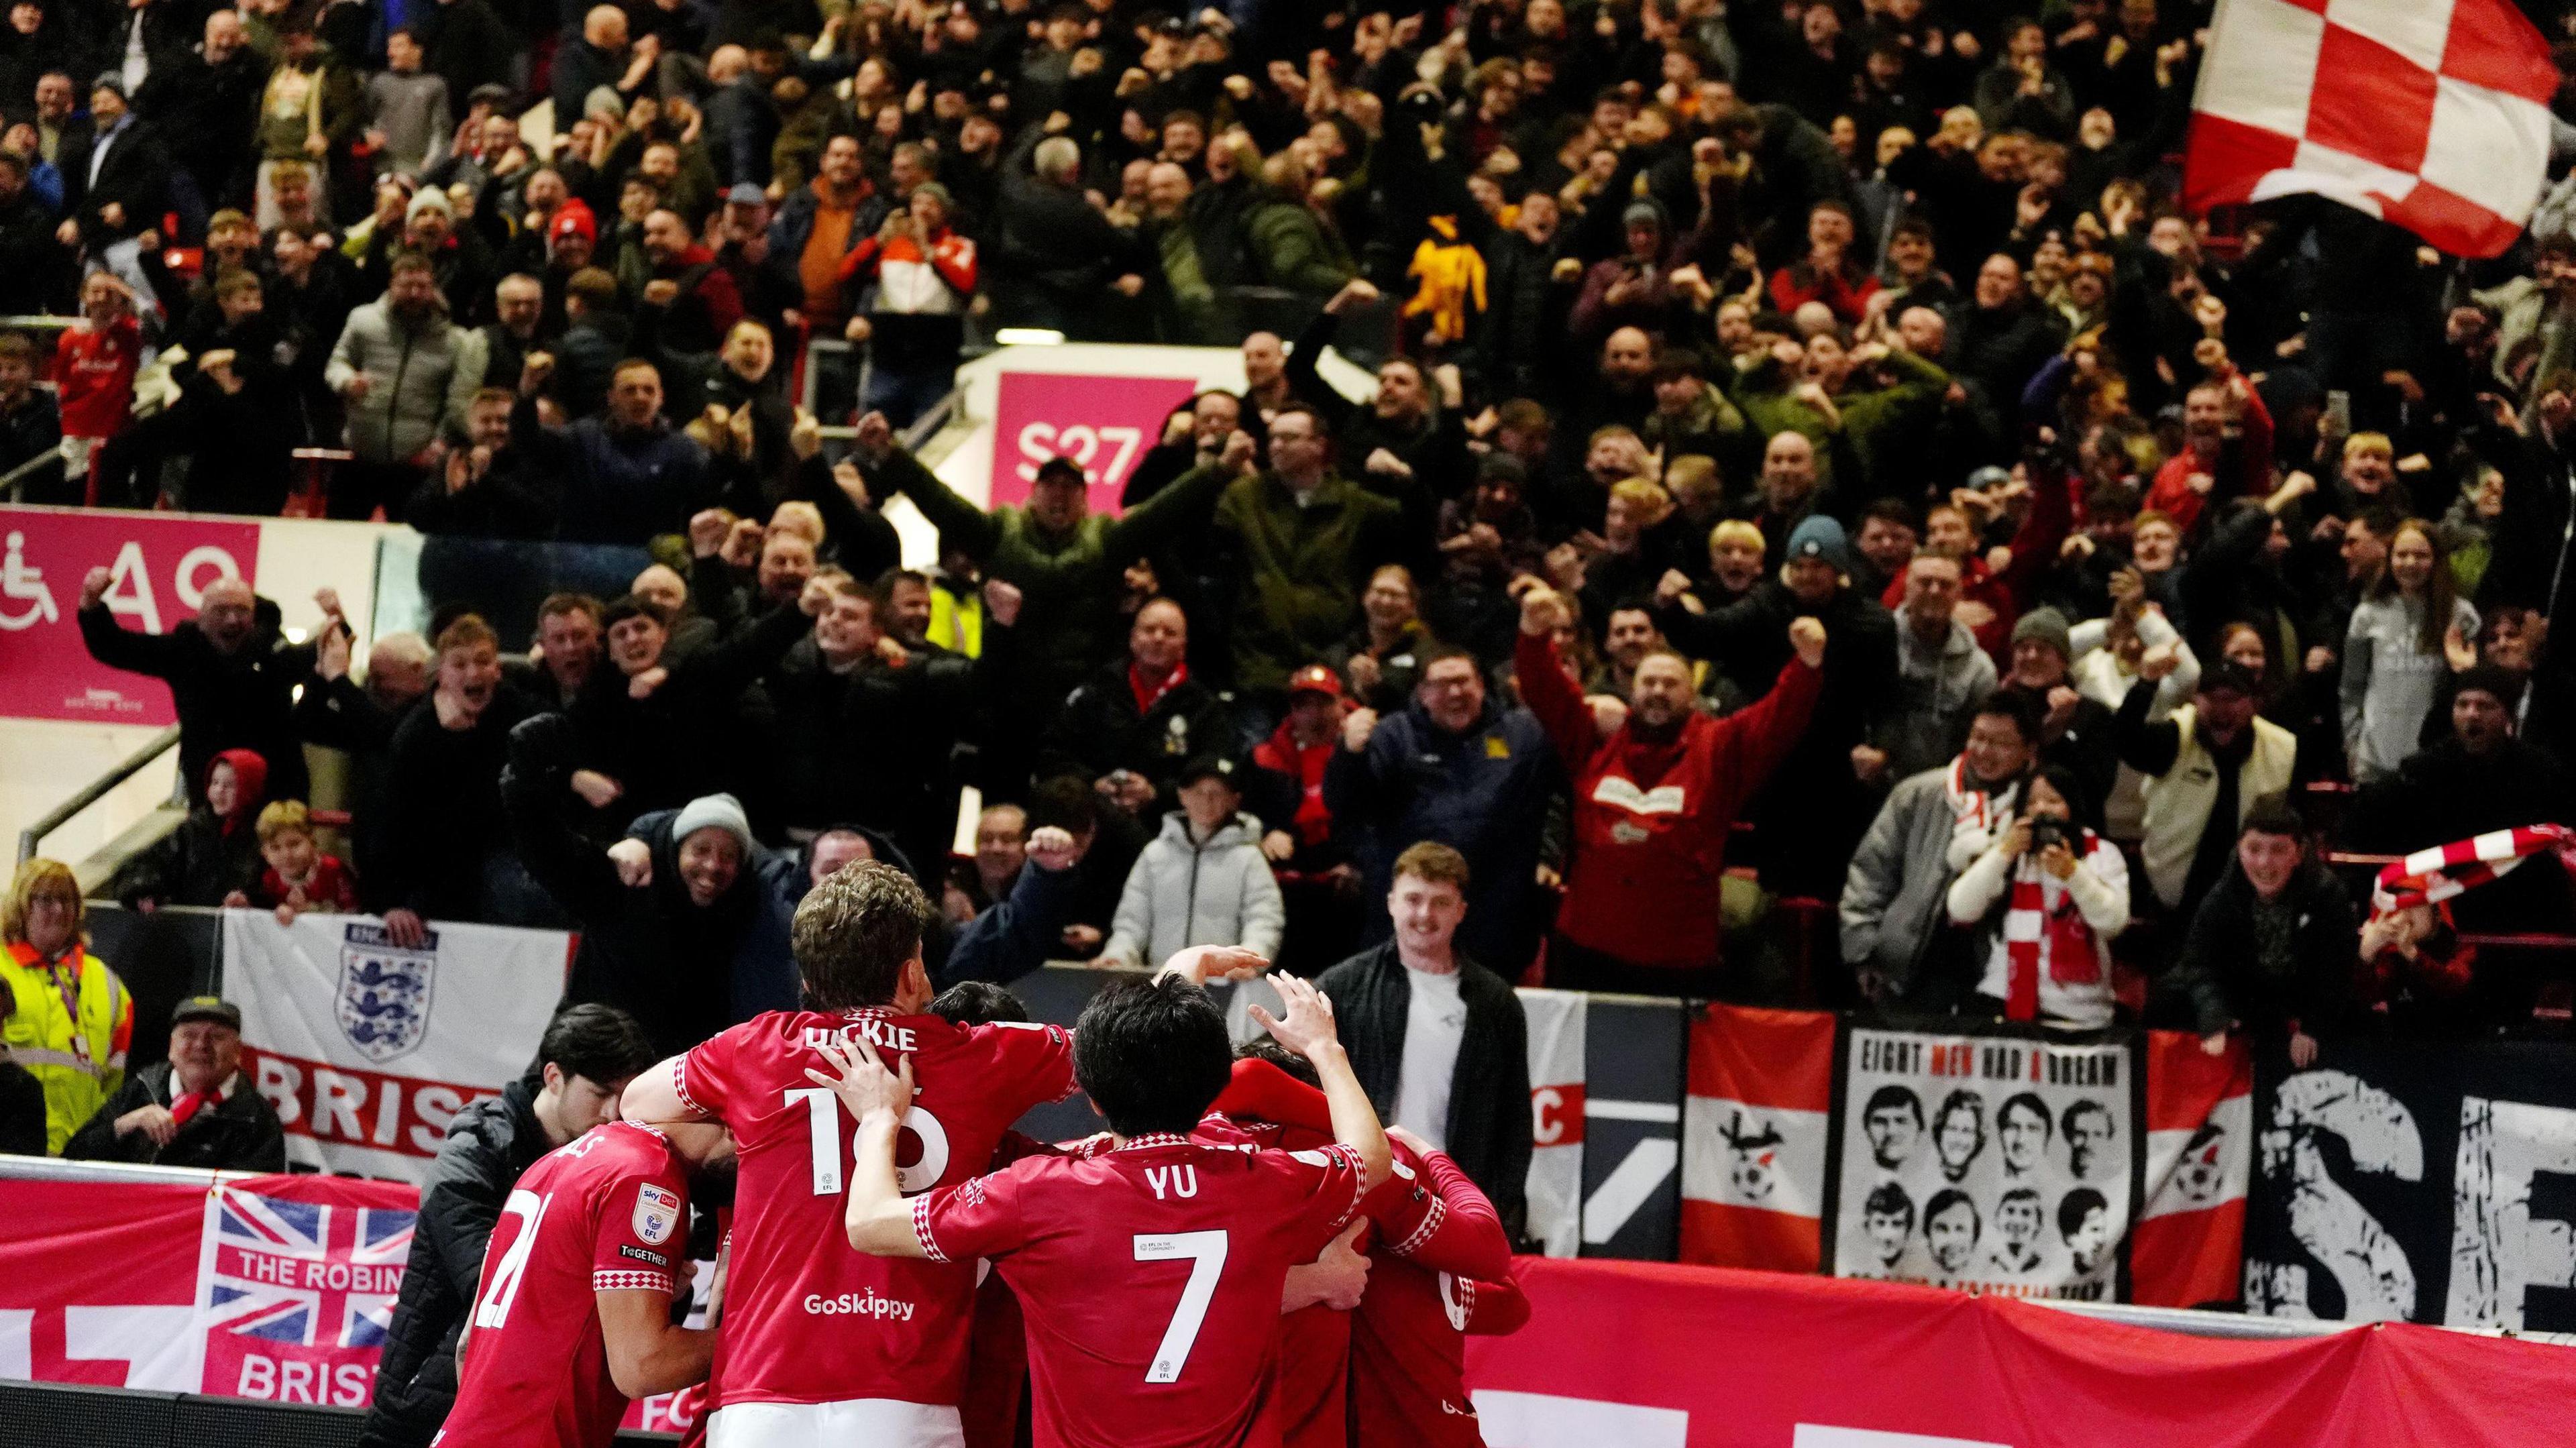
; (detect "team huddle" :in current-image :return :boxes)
[431,860,1524,1448]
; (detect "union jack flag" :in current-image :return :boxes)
[201,1186,415,1349]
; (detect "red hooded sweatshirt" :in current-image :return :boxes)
[1515,628,1820,970]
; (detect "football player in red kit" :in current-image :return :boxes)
[806,971,1392,1448]
[619,860,1260,1447]
[435,1119,734,1448]
[1205,1052,1523,1447]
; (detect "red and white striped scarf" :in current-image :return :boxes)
[2004,832,2103,1022]
[1945,756,2016,834]
[2372,824,2576,915]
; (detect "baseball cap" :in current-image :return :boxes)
[2198,659,2261,697]
[1287,664,1344,701]
[1177,755,1240,789]
[172,996,242,1031]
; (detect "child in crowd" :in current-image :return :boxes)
[226,801,361,924]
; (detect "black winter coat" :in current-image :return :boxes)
[65,1062,286,1170]
[78,598,317,805]
[357,1082,548,1448]
[1313,942,1532,1239]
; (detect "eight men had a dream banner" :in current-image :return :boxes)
[2244,1035,2576,1332]
[1682,1005,2251,1307]
[1832,1026,2135,1298]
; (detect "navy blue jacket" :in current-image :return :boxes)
[1324,696,1559,972]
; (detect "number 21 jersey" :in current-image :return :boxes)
[675,1007,1075,1412]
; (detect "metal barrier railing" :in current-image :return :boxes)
[16,724,182,867]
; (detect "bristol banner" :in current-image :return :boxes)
[0,504,262,724]
[985,370,1201,512]
[1462,1255,2576,1448]
[0,1158,704,1433]
[2243,1036,2576,1331]
[1678,1006,2251,1307]
[221,911,574,1183]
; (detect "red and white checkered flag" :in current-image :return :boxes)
[2184,0,2560,258]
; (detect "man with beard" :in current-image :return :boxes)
[1515,583,1825,995]
[325,250,485,521]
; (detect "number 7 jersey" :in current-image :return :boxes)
[674,1007,1077,1413]
[912,1134,1370,1448]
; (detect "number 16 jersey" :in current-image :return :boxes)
[674,1007,1076,1413]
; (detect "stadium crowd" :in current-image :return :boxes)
[9,0,2576,1169]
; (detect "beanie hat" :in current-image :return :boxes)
[1786,515,1849,572]
[406,187,453,224]
[2011,607,2072,661]
[1621,196,1667,231]
[2454,663,2522,707]
[672,793,755,856]
[549,199,598,246]
[2198,659,2261,698]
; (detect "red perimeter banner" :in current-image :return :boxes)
[0,504,262,724]
[0,1159,698,1433]
[1464,1256,2576,1447]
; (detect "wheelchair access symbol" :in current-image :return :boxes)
[0,531,58,630]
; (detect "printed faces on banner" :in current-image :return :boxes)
[987,372,1204,512]
[1833,1029,2131,1300]
[0,506,261,723]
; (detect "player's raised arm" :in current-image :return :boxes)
[620,1051,708,1125]
[806,1034,932,1257]
[1250,974,1393,1191]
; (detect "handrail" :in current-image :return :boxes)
[16,724,182,867]
[0,443,62,504]
[812,384,965,447]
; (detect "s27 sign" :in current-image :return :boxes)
[987,371,1201,513]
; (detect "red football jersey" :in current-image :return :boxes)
[437,1121,691,1448]
[914,1134,1370,1448]
[1348,1154,1521,1448]
[674,1007,1075,1411]
[1193,1114,1510,1448]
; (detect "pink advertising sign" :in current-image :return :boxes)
[987,370,1203,513]
[0,505,263,724]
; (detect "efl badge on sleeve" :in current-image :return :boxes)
[634,1184,682,1246]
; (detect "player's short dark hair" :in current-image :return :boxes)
[1271,402,1330,439]
[537,1003,657,1086]
[1998,1092,2053,1137]
[1235,1038,1320,1087]
[2063,1099,2112,1134]
[930,980,1028,1026]
[1998,1186,2044,1215]
[1862,1180,1914,1225]
[1861,498,1923,534]
[1864,1084,1923,1124]
[1073,977,1234,1137]
[792,860,933,1011]
[1924,1188,1979,1233]
[2057,1186,2109,1236]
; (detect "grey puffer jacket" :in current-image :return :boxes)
[1102,811,1286,970]
[325,292,486,463]
[1840,765,2019,999]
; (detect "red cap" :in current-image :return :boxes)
[1287,664,1343,700]
[549,199,597,246]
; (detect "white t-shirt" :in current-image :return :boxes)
[1392,964,1468,1150]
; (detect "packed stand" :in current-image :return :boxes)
[17,0,2576,1125]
